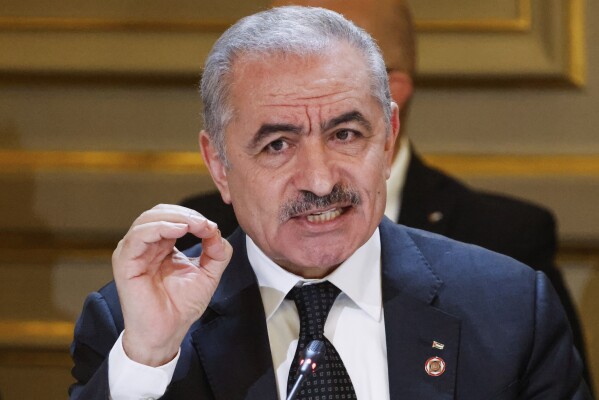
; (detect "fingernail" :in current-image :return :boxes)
[190,215,207,223]
[207,220,218,229]
[189,214,217,230]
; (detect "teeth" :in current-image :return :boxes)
[306,208,342,223]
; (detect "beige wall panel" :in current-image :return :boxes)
[0,83,202,152]
[0,171,216,235]
[410,1,595,153]
[0,258,112,320]
[0,365,73,400]
[410,81,599,154]
[0,263,72,320]
[0,31,219,75]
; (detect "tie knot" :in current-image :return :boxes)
[287,281,341,339]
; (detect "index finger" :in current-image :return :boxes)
[133,207,219,239]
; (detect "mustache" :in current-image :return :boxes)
[280,184,361,221]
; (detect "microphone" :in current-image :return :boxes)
[287,340,326,400]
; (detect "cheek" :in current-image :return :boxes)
[350,166,388,211]
[350,154,388,188]
[229,170,287,216]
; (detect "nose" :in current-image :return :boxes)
[293,139,338,197]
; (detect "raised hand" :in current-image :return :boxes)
[112,204,233,366]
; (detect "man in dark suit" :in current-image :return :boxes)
[72,218,589,399]
[177,0,591,387]
[70,6,591,399]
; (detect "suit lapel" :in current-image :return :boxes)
[380,219,461,399]
[190,230,278,400]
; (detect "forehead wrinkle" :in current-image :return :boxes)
[258,96,371,140]
[261,84,355,104]
[260,93,356,110]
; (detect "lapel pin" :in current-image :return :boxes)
[432,341,445,350]
[425,356,446,377]
[428,211,444,223]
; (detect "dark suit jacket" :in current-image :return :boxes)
[176,151,591,390]
[398,152,591,383]
[70,219,590,399]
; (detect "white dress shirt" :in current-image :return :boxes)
[109,229,390,400]
[248,229,389,400]
[109,333,179,400]
[384,135,411,222]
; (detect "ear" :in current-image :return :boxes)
[384,102,401,179]
[387,70,413,110]
[199,130,232,204]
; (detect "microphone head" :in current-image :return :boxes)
[297,340,326,376]
[304,340,326,359]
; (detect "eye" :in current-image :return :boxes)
[266,138,288,153]
[334,129,359,142]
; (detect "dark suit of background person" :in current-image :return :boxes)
[70,218,591,399]
[176,0,592,388]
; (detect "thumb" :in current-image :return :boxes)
[200,230,233,277]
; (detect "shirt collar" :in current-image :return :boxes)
[247,228,383,322]
[384,136,411,221]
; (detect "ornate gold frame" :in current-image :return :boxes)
[0,0,533,32]
[0,0,585,86]
[416,0,531,32]
[0,150,206,173]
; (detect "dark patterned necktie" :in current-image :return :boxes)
[286,281,357,399]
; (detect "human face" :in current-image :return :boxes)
[201,42,399,278]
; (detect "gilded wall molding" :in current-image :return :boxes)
[0,0,531,33]
[0,321,73,366]
[0,320,73,349]
[0,150,206,174]
[568,0,586,87]
[423,154,599,178]
[416,0,531,32]
[0,0,585,86]
[2,150,599,177]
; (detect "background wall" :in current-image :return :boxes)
[0,0,597,398]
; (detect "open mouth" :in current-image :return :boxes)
[305,207,345,223]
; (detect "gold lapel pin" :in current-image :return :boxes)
[425,356,446,377]
[428,211,444,223]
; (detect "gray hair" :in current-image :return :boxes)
[200,5,391,166]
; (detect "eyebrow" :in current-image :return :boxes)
[249,123,303,149]
[249,110,372,149]
[321,110,372,133]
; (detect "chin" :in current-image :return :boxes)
[271,220,375,274]
[282,245,355,277]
